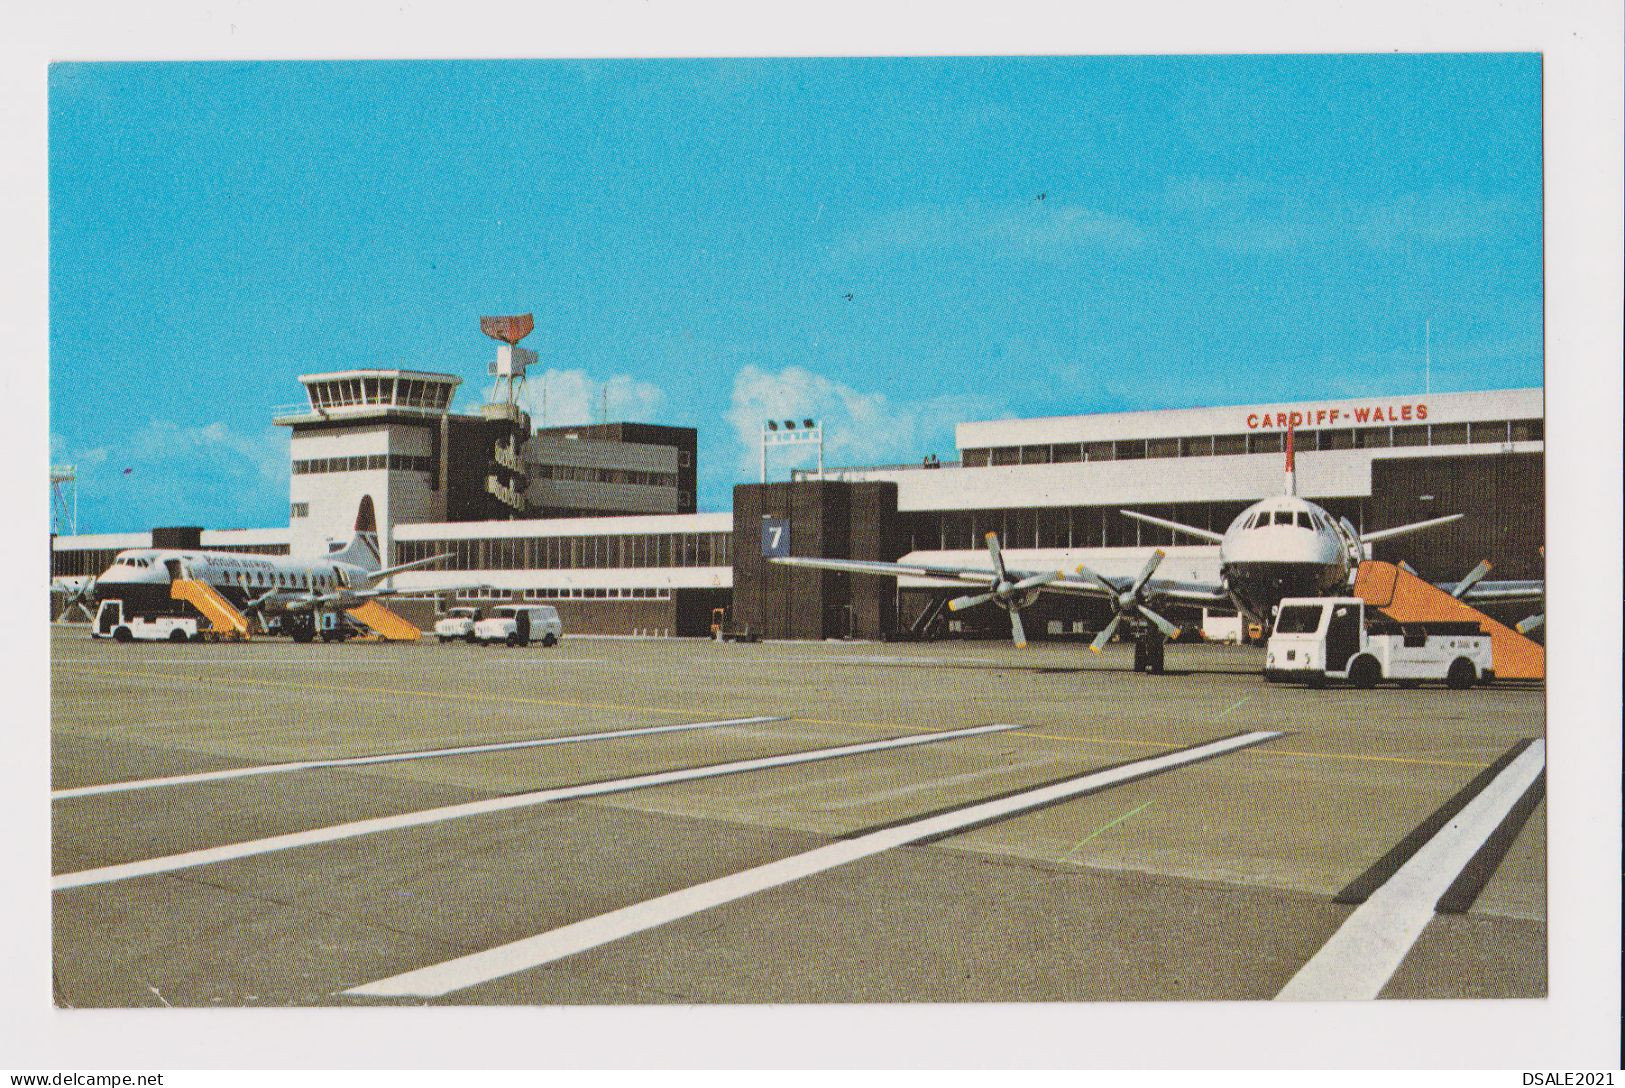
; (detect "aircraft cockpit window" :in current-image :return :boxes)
[1295,511,1311,529]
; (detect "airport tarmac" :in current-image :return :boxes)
[49,625,1546,1006]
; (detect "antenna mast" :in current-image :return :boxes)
[1424,319,1431,395]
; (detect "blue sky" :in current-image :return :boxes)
[49,54,1542,532]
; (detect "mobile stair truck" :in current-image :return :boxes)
[1264,596,1493,689]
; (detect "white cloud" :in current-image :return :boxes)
[726,365,1000,475]
[507,368,666,428]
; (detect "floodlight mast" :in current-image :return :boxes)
[759,419,823,483]
[50,464,77,536]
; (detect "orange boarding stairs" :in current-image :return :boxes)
[1352,560,1543,681]
[169,578,252,640]
[346,600,423,641]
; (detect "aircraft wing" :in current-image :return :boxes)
[1451,579,1545,606]
[771,555,1015,587]
[272,583,491,613]
[770,555,1230,609]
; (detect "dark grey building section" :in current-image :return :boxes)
[731,481,902,640]
[444,412,531,523]
[1370,452,1545,582]
[532,422,698,515]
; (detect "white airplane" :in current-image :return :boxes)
[773,428,1528,669]
[55,497,468,642]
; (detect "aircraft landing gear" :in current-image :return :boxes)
[1132,630,1166,674]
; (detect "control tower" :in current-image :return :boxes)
[275,369,463,558]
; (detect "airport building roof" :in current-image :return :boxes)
[956,387,1542,449]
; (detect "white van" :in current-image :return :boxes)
[434,606,482,643]
[473,604,562,647]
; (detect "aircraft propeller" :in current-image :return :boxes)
[1450,559,1493,599]
[53,577,97,623]
[944,532,1061,648]
[1075,549,1181,653]
[1515,613,1544,636]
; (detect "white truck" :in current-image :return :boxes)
[473,604,562,648]
[433,606,483,643]
[92,599,203,643]
[1265,596,1493,689]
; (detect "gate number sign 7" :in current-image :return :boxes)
[762,518,790,557]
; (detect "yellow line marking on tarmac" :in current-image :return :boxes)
[1215,694,1254,719]
[56,664,1495,771]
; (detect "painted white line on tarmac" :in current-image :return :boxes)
[346,729,1281,998]
[1275,739,1546,1002]
[52,716,786,800]
[821,755,1061,810]
[53,722,1022,891]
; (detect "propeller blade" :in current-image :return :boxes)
[1008,607,1027,649]
[1075,564,1121,602]
[1012,570,1063,593]
[1515,613,1544,635]
[1450,559,1493,599]
[1129,549,1166,596]
[984,531,1007,582]
[948,592,995,612]
[1137,604,1181,640]
[1090,613,1122,654]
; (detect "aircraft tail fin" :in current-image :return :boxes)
[1284,423,1297,496]
[323,496,383,572]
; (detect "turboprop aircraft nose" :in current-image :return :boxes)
[1220,524,1345,568]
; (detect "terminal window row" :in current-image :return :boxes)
[307,377,453,411]
[901,499,1372,552]
[959,418,1543,467]
[441,587,674,602]
[531,464,678,488]
[293,454,436,477]
[394,531,733,571]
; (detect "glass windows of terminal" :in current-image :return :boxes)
[898,499,1371,552]
[450,587,673,601]
[394,531,733,571]
[959,417,1541,468]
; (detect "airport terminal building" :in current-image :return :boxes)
[52,372,1543,641]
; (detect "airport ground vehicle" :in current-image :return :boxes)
[92,600,202,643]
[434,606,483,643]
[473,604,562,647]
[1264,596,1492,688]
